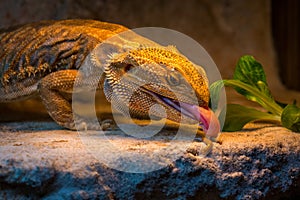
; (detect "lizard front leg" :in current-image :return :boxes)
[38,69,105,130]
[38,70,78,130]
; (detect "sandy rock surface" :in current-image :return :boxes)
[0,121,299,200]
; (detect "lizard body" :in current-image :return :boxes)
[0,19,220,149]
[0,19,127,101]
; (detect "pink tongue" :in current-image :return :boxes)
[180,102,220,138]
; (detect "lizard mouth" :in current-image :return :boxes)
[156,94,220,138]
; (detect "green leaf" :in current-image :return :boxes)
[281,104,300,132]
[232,55,275,106]
[223,104,280,132]
[234,55,267,85]
[222,79,283,116]
[234,56,268,93]
[209,80,225,111]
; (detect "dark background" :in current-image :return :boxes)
[0,0,299,91]
[272,0,300,91]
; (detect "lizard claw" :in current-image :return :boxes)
[77,122,88,131]
[71,118,116,131]
[71,115,111,131]
[187,137,213,157]
[100,119,116,131]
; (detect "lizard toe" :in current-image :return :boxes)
[100,119,116,131]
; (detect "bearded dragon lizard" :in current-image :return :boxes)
[0,19,220,154]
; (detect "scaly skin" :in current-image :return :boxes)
[0,19,127,128]
[0,19,127,101]
[0,19,220,154]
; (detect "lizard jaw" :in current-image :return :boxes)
[160,96,220,138]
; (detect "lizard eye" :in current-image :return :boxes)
[124,64,133,72]
[167,72,181,86]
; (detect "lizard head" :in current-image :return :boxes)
[103,45,220,138]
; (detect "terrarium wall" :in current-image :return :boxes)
[0,0,277,81]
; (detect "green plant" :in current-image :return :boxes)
[210,55,300,132]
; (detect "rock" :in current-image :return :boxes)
[0,121,299,199]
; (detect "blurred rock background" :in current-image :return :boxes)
[0,0,299,121]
